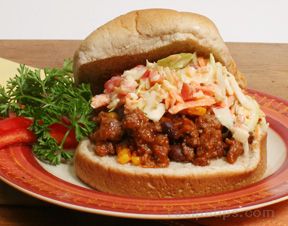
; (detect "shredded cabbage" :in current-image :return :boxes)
[215,63,226,97]
[232,127,249,143]
[213,107,234,129]
[228,74,254,110]
[90,52,267,151]
[143,103,165,121]
[246,98,260,132]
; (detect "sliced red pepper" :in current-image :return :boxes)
[49,123,78,149]
[0,128,36,149]
[141,69,151,79]
[104,76,122,93]
[0,117,33,133]
[149,71,163,85]
[1,144,31,153]
[181,83,193,101]
[0,117,78,149]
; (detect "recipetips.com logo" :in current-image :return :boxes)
[221,209,275,220]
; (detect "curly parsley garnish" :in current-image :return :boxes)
[0,60,96,165]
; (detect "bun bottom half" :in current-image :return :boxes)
[74,133,267,198]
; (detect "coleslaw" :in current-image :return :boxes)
[91,53,268,155]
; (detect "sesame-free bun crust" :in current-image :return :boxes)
[74,131,267,198]
[74,9,246,93]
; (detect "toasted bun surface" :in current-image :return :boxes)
[74,9,246,93]
[74,131,267,198]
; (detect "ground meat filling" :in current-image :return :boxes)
[122,108,169,167]
[90,108,246,167]
[90,112,123,156]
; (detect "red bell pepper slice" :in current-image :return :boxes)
[104,76,122,93]
[0,116,78,149]
[0,128,36,149]
[181,83,194,101]
[0,117,33,133]
[141,69,151,79]
[49,123,78,149]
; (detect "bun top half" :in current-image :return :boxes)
[74,8,246,93]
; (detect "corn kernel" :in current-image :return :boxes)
[131,153,141,166]
[107,112,119,119]
[117,148,131,164]
[185,107,206,116]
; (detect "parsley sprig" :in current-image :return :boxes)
[0,60,96,165]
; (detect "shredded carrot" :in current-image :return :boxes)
[198,57,207,67]
[168,97,216,114]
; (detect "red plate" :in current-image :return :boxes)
[0,90,287,219]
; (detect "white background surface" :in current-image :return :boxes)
[0,0,287,43]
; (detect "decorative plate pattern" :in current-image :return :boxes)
[0,90,287,219]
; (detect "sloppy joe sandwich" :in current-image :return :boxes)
[73,9,268,198]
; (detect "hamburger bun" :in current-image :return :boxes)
[73,8,246,93]
[73,9,267,198]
